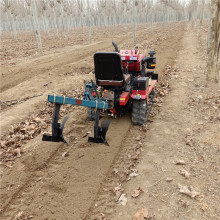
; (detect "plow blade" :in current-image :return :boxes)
[88,110,111,145]
[42,103,68,143]
[42,134,67,143]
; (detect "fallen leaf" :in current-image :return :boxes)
[96,213,106,220]
[178,184,200,198]
[20,128,26,134]
[201,203,209,211]
[178,199,188,208]
[166,177,173,182]
[36,177,42,182]
[0,141,7,149]
[129,170,139,178]
[174,160,186,165]
[160,91,165,96]
[82,133,88,138]
[140,125,147,132]
[203,140,209,143]
[113,168,118,174]
[133,207,150,220]
[113,185,124,201]
[76,152,84,159]
[185,136,193,147]
[136,136,141,141]
[62,152,68,157]
[118,193,127,206]
[131,187,143,198]
[178,169,190,179]
[9,125,15,135]
[13,148,21,158]
[33,117,41,123]
[15,211,25,220]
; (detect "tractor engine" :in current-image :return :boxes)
[119,47,156,76]
[120,48,144,74]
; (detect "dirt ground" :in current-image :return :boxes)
[0,22,219,220]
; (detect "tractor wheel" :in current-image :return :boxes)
[132,99,147,125]
[87,107,96,121]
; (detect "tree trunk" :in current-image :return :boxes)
[87,0,92,43]
[207,0,220,83]
[200,0,205,26]
[132,0,136,45]
[30,0,43,55]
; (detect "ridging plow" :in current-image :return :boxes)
[42,42,158,145]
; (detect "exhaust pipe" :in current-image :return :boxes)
[112,41,119,52]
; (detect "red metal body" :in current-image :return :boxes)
[91,49,157,115]
[92,91,97,97]
[119,92,130,106]
[131,80,157,102]
[119,49,145,72]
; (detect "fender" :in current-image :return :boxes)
[119,92,130,106]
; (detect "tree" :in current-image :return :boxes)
[207,0,220,83]
[200,0,205,26]
[30,0,43,55]
[87,0,92,43]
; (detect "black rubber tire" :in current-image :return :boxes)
[132,99,147,125]
[87,107,96,121]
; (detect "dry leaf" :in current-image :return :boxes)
[36,177,42,182]
[178,184,200,198]
[166,177,173,182]
[62,152,68,157]
[13,148,21,158]
[140,124,147,132]
[33,117,41,123]
[96,213,106,220]
[118,193,127,206]
[131,187,143,198]
[178,169,190,179]
[201,203,209,211]
[9,125,15,135]
[178,199,188,208]
[82,133,88,138]
[129,171,139,178]
[0,141,7,149]
[133,207,149,220]
[136,136,141,141]
[15,211,25,220]
[185,136,193,147]
[174,160,186,165]
[20,128,26,134]
[113,168,118,174]
[113,186,124,201]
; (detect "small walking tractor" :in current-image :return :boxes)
[42,42,158,145]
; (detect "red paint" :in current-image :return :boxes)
[146,80,157,96]
[91,91,97,97]
[110,108,117,115]
[131,80,157,101]
[119,49,144,72]
[75,99,82,105]
[119,92,130,106]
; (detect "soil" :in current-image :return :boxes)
[0,22,219,220]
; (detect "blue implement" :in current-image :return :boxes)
[47,95,109,110]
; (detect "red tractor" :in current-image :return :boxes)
[42,42,158,145]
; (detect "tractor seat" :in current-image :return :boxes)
[94,52,130,86]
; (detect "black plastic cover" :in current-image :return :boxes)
[146,57,156,69]
[146,71,158,81]
[133,77,149,90]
